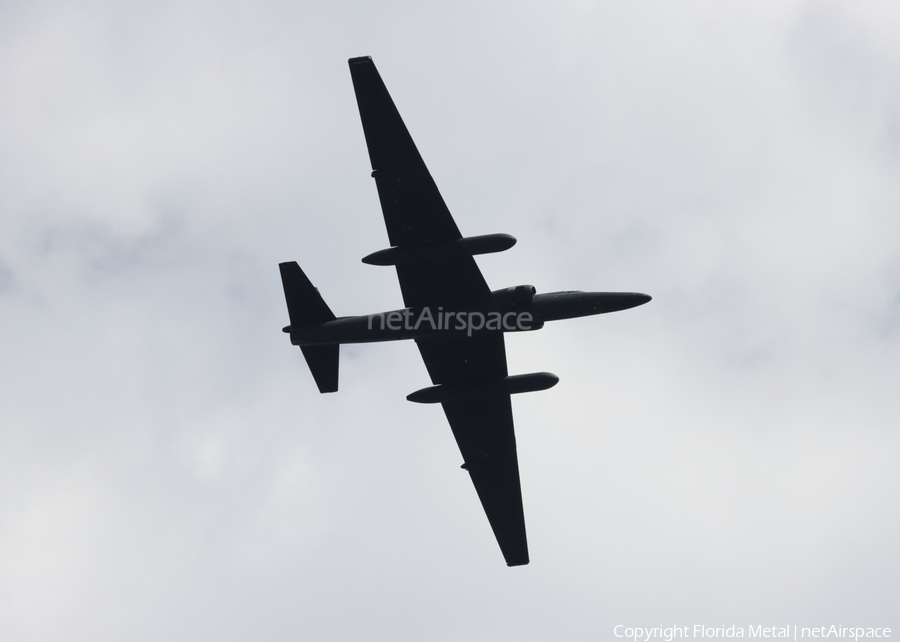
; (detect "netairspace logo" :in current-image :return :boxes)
[367,307,534,337]
[613,625,892,642]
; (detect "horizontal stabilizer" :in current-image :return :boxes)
[279,262,336,327]
[280,262,340,393]
[407,372,558,404]
[300,344,340,393]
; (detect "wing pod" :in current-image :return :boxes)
[362,233,516,266]
[406,372,559,404]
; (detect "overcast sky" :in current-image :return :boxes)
[1,1,898,640]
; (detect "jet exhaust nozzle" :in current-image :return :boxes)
[407,372,559,404]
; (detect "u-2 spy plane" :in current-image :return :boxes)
[279,57,650,566]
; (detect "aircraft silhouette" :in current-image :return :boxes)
[279,56,650,566]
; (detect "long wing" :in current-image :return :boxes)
[416,334,529,566]
[348,56,491,309]
[349,57,528,565]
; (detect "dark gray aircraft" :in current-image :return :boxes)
[279,56,650,566]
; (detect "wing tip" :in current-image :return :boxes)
[348,55,373,65]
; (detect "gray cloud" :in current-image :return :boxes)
[0,1,897,640]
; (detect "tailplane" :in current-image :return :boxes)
[299,345,339,394]
[279,262,339,393]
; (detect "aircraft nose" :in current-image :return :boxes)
[635,293,652,306]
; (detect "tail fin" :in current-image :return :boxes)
[299,345,339,394]
[279,261,336,326]
[279,262,340,393]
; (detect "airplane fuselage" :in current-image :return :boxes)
[278,56,653,567]
[285,290,651,345]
